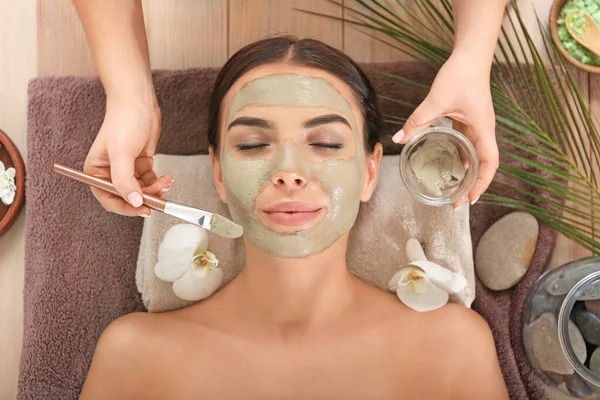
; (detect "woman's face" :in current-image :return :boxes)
[211,63,382,258]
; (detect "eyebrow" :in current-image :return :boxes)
[303,114,351,129]
[228,117,275,131]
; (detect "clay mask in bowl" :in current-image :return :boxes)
[399,127,478,206]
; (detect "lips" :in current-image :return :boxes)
[263,201,321,213]
[262,201,323,227]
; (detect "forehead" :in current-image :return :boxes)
[221,63,361,121]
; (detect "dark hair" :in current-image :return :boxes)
[208,36,381,153]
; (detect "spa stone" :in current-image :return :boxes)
[586,300,600,318]
[572,310,600,346]
[525,312,587,375]
[591,347,600,374]
[475,212,538,291]
[546,259,600,300]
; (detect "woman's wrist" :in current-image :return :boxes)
[105,79,158,108]
[449,46,494,72]
[105,92,161,124]
[445,49,494,84]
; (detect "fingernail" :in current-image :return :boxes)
[470,196,480,206]
[137,212,151,218]
[454,202,468,212]
[392,129,405,144]
[160,187,170,196]
[127,192,143,208]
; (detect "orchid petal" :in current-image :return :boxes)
[154,260,192,282]
[389,267,429,292]
[0,161,5,172]
[406,238,427,262]
[396,280,449,312]
[172,267,224,301]
[1,190,14,206]
[408,260,467,294]
[195,250,219,269]
[157,224,208,265]
[6,167,15,179]
[388,268,408,291]
[398,268,429,292]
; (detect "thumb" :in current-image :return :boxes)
[109,152,144,208]
[393,97,442,144]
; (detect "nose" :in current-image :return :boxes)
[271,170,308,189]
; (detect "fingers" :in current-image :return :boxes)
[135,157,158,187]
[393,95,442,144]
[135,157,173,194]
[86,148,170,216]
[85,145,146,216]
[452,121,499,209]
[90,174,172,218]
[469,117,499,201]
[90,187,151,217]
[109,151,145,208]
[449,115,498,209]
[470,154,499,204]
[143,174,174,196]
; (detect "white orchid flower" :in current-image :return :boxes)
[0,161,17,206]
[154,224,223,301]
[388,238,467,312]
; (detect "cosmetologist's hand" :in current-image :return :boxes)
[393,52,499,208]
[84,101,173,217]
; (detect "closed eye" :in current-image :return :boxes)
[311,143,344,149]
[236,143,269,151]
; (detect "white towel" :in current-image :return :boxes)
[136,154,474,313]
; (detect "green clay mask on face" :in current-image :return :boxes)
[221,74,365,258]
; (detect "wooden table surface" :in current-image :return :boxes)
[0,1,596,399]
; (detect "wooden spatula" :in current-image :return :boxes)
[566,10,600,57]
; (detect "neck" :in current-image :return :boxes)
[227,233,358,336]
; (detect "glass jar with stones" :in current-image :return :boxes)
[523,257,600,398]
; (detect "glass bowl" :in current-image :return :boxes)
[522,258,600,397]
[399,127,478,206]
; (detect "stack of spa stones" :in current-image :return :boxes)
[528,290,600,397]
[575,300,600,376]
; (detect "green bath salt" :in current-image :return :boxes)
[557,0,600,66]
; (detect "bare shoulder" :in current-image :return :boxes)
[434,302,492,337]
[381,299,494,343]
[79,312,171,400]
[95,312,168,354]
[379,300,509,400]
[433,304,510,400]
[432,303,497,358]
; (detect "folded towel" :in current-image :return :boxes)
[136,153,474,313]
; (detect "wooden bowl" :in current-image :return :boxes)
[550,0,600,74]
[0,129,25,237]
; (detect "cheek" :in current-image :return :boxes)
[317,159,364,200]
[222,157,273,207]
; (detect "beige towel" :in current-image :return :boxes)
[136,154,474,312]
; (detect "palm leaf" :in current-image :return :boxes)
[299,0,600,254]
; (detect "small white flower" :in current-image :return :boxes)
[0,161,17,206]
[388,238,467,312]
[154,224,223,301]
